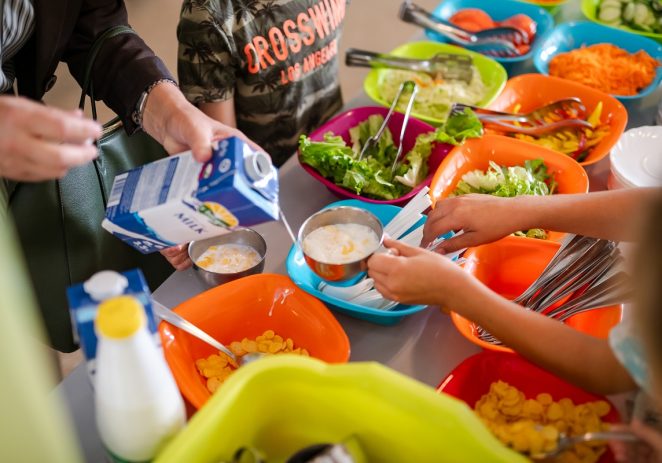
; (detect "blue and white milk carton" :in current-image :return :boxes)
[66,269,159,379]
[102,137,279,253]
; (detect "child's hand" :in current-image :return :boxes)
[610,421,662,463]
[422,194,525,252]
[161,244,192,271]
[367,238,472,308]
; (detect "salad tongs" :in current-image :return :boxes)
[346,48,473,83]
[357,80,419,175]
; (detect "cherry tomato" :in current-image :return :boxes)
[500,14,537,42]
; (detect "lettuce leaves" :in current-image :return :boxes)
[298,110,483,200]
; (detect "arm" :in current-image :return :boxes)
[199,100,237,128]
[368,239,637,395]
[424,189,661,253]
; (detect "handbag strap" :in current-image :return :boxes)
[78,25,137,119]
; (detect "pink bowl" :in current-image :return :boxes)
[299,106,453,206]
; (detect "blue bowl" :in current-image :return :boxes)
[425,0,554,64]
[533,21,662,101]
[286,200,451,325]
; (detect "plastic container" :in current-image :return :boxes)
[103,137,279,254]
[581,0,662,43]
[286,199,431,325]
[533,21,662,101]
[449,236,623,353]
[67,269,158,379]
[96,296,185,462]
[486,74,628,166]
[429,134,589,242]
[363,41,507,126]
[438,351,621,463]
[159,273,350,409]
[425,0,555,65]
[298,106,453,206]
[609,126,662,189]
[155,356,527,463]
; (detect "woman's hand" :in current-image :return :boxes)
[367,238,474,308]
[141,82,262,162]
[0,96,101,181]
[610,421,662,463]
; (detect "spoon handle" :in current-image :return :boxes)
[153,303,237,361]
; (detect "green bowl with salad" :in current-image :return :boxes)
[582,0,662,42]
[363,41,507,126]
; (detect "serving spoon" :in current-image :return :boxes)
[153,303,264,366]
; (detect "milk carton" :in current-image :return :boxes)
[102,137,279,254]
[66,269,158,379]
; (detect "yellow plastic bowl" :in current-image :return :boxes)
[155,356,527,463]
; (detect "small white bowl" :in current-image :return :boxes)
[609,126,662,189]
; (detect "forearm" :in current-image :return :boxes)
[511,189,660,241]
[450,278,636,394]
[199,100,237,128]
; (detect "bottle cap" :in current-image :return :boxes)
[83,271,129,301]
[244,151,273,182]
[96,296,145,339]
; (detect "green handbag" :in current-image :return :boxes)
[9,25,173,352]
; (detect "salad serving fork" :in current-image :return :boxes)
[345,48,475,83]
[398,2,528,58]
[450,99,593,136]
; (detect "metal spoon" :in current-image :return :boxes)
[153,303,264,366]
[531,430,638,460]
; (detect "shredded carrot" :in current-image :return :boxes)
[549,44,659,96]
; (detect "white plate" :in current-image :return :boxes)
[610,126,662,188]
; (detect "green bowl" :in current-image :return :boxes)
[363,41,507,126]
[581,0,662,42]
[518,0,565,14]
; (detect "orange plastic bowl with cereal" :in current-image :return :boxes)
[438,351,621,463]
[159,273,350,409]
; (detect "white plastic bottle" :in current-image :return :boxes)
[95,296,185,462]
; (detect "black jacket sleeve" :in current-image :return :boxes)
[62,0,174,133]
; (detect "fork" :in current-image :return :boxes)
[399,2,527,58]
[450,99,593,135]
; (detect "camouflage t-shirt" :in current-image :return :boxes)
[178,0,347,166]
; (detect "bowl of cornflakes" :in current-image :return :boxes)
[437,351,621,463]
[159,273,350,409]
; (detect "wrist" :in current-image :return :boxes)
[140,80,185,142]
[509,195,540,233]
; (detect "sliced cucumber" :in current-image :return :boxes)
[634,3,655,26]
[600,5,623,21]
[623,2,636,21]
[601,0,622,7]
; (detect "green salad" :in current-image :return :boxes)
[298,109,483,200]
[451,159,557,239]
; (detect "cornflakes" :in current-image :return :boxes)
[196,330,309,393]
[474,381,611,463]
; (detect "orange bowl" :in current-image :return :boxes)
[450,236,622,353]
[487,74,628,166]
[159,274,350,409]
[430,134,589,241]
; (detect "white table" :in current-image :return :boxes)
[55,4,662,460]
